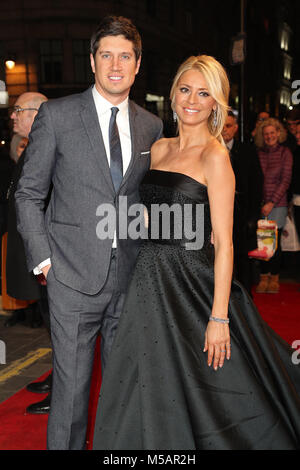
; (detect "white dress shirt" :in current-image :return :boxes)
[34,86,132,274]
[92,85,132,174]
[226,138,234,152]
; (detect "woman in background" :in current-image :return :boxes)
[254,118,293,293]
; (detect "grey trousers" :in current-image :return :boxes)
[46,252,126,450]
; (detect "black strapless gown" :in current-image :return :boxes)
[93,170,300,450]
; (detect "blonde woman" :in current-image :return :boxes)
[93,56,300,450]
[254,118,293,293]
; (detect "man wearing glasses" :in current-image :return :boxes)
[5,92,50,408]
[7,93,48,319]
[5,93,46,329]
[10,93,45,138]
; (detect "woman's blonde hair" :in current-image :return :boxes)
[254,117,287,149]
[170,55,230,144]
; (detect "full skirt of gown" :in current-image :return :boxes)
[93,170,300,450]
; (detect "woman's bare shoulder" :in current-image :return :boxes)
[203,138,228,158]
[151,137,176,166]
[151,137,174,152]
[202,139,234,188]
[202,139,230,169]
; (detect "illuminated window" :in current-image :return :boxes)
[284,63,291,80]
[283,54,292,81]
[280,29,289,51]
[145,93,164,119]
[280,88,290,107]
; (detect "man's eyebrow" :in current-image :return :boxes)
[99,50,133,54]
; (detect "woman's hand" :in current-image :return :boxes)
[261,202,274,217]
[203,320,231,370]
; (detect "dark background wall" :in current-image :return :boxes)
[0,0,299,143]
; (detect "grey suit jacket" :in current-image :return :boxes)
[15,87,163,294]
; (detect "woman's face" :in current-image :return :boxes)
[174,69,216,126]
[262,125,280,147]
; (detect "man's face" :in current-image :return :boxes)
[295,124,300,146]
[287,119,300,136]
[222,116,238,143]
[257,112,269,124]
[90,35,141,105]
[10,95,38,138]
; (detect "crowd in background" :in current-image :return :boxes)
[247,106,300,294]
[0,103,300,317]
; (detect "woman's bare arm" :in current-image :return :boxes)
[203,142,235,370]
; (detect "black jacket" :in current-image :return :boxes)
[230,140,263,254]
[6,150,42,300]
[291,146,300,196]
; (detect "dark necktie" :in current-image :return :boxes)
[109,107,123,192]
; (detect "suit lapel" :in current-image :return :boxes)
[80,88,115,193]
[120,100,144,190]
[80,91,145,194]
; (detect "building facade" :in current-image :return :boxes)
[0,0,298,144]
[0,1,218,116]
[243,0,298,131]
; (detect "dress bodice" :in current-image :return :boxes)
[139,170,213,251]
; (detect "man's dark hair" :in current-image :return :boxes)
[90,15,142,61]
[286,107,300,121]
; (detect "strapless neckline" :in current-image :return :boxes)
[148,169,208,190]
[141,169,209,205]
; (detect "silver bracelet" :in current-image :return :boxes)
[209,315,229,324]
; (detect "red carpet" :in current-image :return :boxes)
[0,283,299,450]
[252,282,300,345]
[0,371,49,450]
[0,339,102,450]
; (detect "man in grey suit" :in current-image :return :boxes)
[15,16,163,450]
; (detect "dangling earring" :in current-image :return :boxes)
[213,109,217,127]
[173,111,177,123]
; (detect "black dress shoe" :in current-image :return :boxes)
[24,303,44,328]
[4,309,26,327]
[26,394,51,414]
[26,372,52,394]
